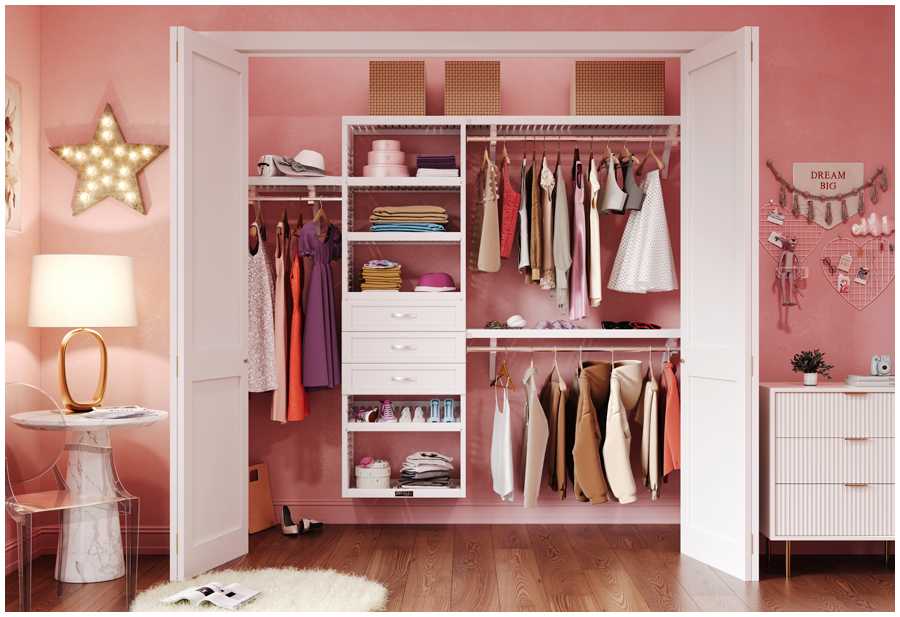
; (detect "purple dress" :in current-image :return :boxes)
[298,221,342,391]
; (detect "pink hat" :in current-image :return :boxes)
[415,272,457,292]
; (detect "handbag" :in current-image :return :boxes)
[257,155,284,177]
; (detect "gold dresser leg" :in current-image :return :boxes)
[786,541,791,578]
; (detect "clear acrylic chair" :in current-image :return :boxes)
[5,382,140,612]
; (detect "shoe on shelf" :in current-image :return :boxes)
[399,406,412,423]
[356,407,377,422]
[428,398,440,423]
[442,398,455,423]
[282,504,324,535]
[413,406,426,423]
[380,399,397,423]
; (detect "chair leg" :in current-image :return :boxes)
[123,498,140,610]
[17,514,33,612]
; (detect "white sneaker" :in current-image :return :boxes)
[412,406,426,423]
[399,406,412,423]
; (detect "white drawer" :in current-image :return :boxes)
[775,484,894,537]
[775,392,894,437]
[342,363,466,395]
[775,438,894,484]
[343,300,463,331]
[343,332,465,364]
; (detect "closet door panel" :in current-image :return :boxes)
[171,26,249,582]
[680,26,758,582]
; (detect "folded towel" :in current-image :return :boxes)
[373,205,446,215]
[406,451,454,463]
[370,216,449,223]
[400,470,451,480]
[416,169,460,177]
[370,223,446,233]
[396,477,452,488]
[363,259,401,269]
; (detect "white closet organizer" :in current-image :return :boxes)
[170,27,759,582]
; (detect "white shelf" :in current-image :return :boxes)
[466,328,681,339]
[346,177,461,190]
[347,422,462,432]
[249,176,343,188]
[346,291,462,301]
[346,479,462,499]
[346,232,461,245]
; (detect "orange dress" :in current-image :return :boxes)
[287,251,310,420]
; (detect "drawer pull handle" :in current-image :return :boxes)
[845,483,869,487]
[391,313,417,319]
[391,376,418,382]
[844,437,869,441]
[391,345,418,351]
[843,392,869,396]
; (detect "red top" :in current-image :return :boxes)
[499,157,521,258]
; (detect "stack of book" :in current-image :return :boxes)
[844,374,895,387]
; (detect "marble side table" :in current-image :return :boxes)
[10,410,167,583]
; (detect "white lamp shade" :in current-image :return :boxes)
[27,254,138,328]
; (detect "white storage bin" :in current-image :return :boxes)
[355,465,391,489]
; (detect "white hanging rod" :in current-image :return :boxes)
[467,346,681,353]
[466,135,679,144]
[248,196,342,202]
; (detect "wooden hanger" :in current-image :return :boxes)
[522,136,528,167]
[549,347,567,391]
[312,199,332,237]
[292,200,304,237]
[555,136,561,170]
[620,137,631,162]
[278,205,290,236]
[636,135,666,175]
[250,201,267,241]
[482,147,490,170]
[502,137,510,165]
[490,349,515,391]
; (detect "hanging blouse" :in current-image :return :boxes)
[661,360,681,476]
[248,225,277,393]
[568,154,589,321]
[540,367,568,500]
[600,157,627,214]
[588,158,602,307]
[271,223,288,423]
[499,156,521,259]
[552,161,571,315]
[529,152,542,283]
[491,383,514,501]
[539,157,556,290]
[622,157,646,212]
[469,151,501,272]
[516,161,531,274]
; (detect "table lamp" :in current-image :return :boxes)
[27,254,138,411]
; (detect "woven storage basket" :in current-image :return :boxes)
[369,61,426,116]
[570,61,665,116]
[444,61,500,115]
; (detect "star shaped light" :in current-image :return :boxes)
[50,104,167,215]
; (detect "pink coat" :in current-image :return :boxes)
[660,361,681,476]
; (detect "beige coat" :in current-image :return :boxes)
[570,360,611,504]
[633,364,660,499]
[540,369,568,499]
[520,366,549,508]
[602,360,642,504]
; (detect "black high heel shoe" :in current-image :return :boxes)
[281,505,324,535]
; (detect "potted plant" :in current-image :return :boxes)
[790,349,835,386]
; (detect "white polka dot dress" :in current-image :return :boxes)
[607,170,678,293]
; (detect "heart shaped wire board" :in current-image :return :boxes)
[759,202,824,263]
[820,236,895,310]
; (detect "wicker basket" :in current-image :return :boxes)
[369,61,426,116]
[570,61,665,116]
[444,61,500,115]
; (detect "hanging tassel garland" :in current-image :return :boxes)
[871,181,878,205]
[881,167,888,191]
[792,192,800,216]
[841,198,849,222]
[858,191,865,216]
[825,202,833,225]
[806,200,815,223]
[779,184,786,207]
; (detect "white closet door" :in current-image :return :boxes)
[680,26,759,582]
[170,26,249,581]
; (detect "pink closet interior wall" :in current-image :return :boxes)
[29,4,892,551]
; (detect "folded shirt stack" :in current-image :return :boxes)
[398,451,454,487]
[416,155,460,177]
[369,205,449,232]
[360,259,402,291]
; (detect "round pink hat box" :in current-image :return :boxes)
[371,139,402,152]
[368,150,406,165]
[363,164,410,177]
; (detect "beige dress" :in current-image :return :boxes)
[539,158,556,289]
[469,152,501,273]
[271,224,288,422]
[520,365,549,509]
[588,159,602,307]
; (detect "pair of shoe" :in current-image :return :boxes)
[355,401,400,423]
[429,398,456,423]
[398,406,426,423]
[281,505,324,536]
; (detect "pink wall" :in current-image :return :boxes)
[5,4,43,572]
[27,4,894,558]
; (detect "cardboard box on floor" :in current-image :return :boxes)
[249,462,277,534]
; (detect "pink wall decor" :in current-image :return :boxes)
[820,236,895,311]
[758,200,824,263]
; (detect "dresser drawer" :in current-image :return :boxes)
[343,332,465,364]
[775,484,894,537]
[775,438,894,484]
[343,301,464,331]
[341,363,466,395]
[775,392,894,437]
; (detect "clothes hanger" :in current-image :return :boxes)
[578,345,584,373]
[490,348,516,391]
[312,198,332,238]
[278,204,290,237]
[555,136,561,170]
[603,136,617,168]
[250,200,267,241]
[522,136,528,168]
[502,137,510,165]
[530,347,535,369]
[620,136,631,162]
[636,134,666,175]
[549,346,564,382]
[292,199,305,237]
[541,136,546,162]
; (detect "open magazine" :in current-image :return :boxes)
[160,582,261,609]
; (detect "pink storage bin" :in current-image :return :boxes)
[372,139,402,151]
[368,150,406,165]
[363,164,410,178]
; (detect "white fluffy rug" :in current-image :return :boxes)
[131,567,388,612]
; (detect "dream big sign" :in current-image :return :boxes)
[793,163,864,230]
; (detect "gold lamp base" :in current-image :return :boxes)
[58,328,108,411]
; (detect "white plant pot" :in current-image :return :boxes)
[803,373,818,386]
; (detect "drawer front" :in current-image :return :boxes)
[343,301,463,331]
[342,363,466,395]
[775,438,894,483]
[343,332,465,364]
[775,484,894,537]
[775,392,894,437]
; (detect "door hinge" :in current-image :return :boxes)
[176,533,179,555]
[176,41,179,62]
[750,41,753,62]
[176,355,179,377]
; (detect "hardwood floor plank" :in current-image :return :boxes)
[546,594,600,611]
[364,548,413,612]
[322,524,380,576]
[400,524,453,612]
[374,524,419,550]
[615,548,701,612]
[494,549,551,612]
[491,524,532,549]
[583,567,651,612]
[693,594,752,612]
[714,567,799,612]
[281,523,346,570]
[564,524,621,571]
[527,524,595,597]
[768,555,857,612]
[664,553,737,597]
[637,524,681,564]
[451,524,500,612]
[601,524,650,550]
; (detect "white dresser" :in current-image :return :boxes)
[760,382,895,576]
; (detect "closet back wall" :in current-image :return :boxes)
[31,4,892,553]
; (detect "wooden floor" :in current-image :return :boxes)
[6,524,895,612]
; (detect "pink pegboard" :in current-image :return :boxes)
[759,200,824,263]
[819,235,895,311]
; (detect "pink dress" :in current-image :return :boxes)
[568,155,589,320]
[271,223,288,423]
